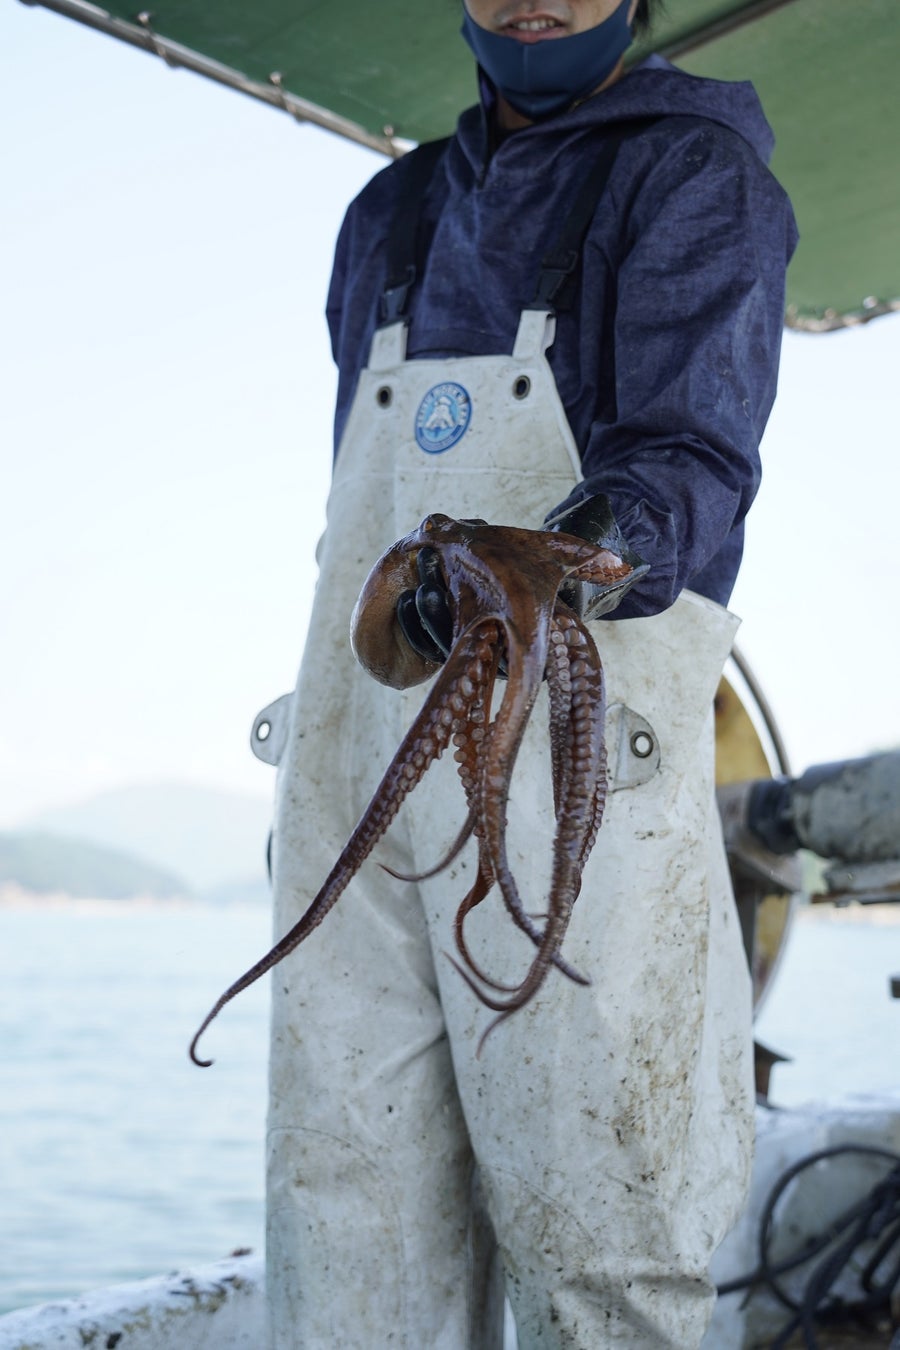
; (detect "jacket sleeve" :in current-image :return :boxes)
[325,162,400,456]
[569,120,798,618]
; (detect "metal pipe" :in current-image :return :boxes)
[652,0,800,61]
[749,751,900,864]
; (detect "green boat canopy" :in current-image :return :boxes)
[23,0,900,330]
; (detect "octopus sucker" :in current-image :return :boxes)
[190,514,638,1064]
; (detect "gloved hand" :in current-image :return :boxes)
[543,493,649,620]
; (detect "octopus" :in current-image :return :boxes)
[189,513,641,1065]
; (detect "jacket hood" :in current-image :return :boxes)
[459,53,776,170]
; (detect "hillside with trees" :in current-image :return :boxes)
[0,830,190,900]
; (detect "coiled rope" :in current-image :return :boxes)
[717,1143,900,1348]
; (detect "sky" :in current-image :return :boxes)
[3,1,900,828]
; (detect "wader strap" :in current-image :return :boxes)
[533,116,660,312]
[380,137,452,325]
[380,117,660,327]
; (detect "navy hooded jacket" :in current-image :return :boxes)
[326,56,798,618]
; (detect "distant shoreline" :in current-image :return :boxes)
[2,883,897,923]
[0,883,254,912]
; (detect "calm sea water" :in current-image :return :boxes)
[0,902,271,1315]
[1,901,899,1316]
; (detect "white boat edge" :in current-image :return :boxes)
[3,1093,900,1349]
[0,1251,265,1350]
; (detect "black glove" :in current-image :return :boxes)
[543,493,650,620]
[396,546,455,664]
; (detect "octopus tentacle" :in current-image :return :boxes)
[446,680,589,992]
[547,612,576,820]
[191,515,637,1064]
[454,726,591,993]
[450,860,521,993]
[555,612,608,871]
[450,829,589,993]
[190,618,497,1065]
[438,532,610,1004]
[451,615,589,1012]
[382,622,502,884]
[452,856,590,992]
[475,615,550,918]
[380,809,476,884]
[564,540,636,589]
[446,875,586,1056]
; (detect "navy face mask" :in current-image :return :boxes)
[461,1,634,121]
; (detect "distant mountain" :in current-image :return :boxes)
[27,783,273,894]
[0,830,189,901]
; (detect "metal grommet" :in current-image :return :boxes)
[250,694,292,766]
[512,375,531,400]
[606,704,658,791]
[376,385,393,408]
[630,730,654,759]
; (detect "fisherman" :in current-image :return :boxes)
[266,2,797,1345]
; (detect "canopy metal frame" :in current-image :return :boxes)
[19,0,900,332]
[19,0,407,157]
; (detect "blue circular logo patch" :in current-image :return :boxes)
[414,381,472,454]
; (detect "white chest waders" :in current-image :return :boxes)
[263,301,753,1349]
